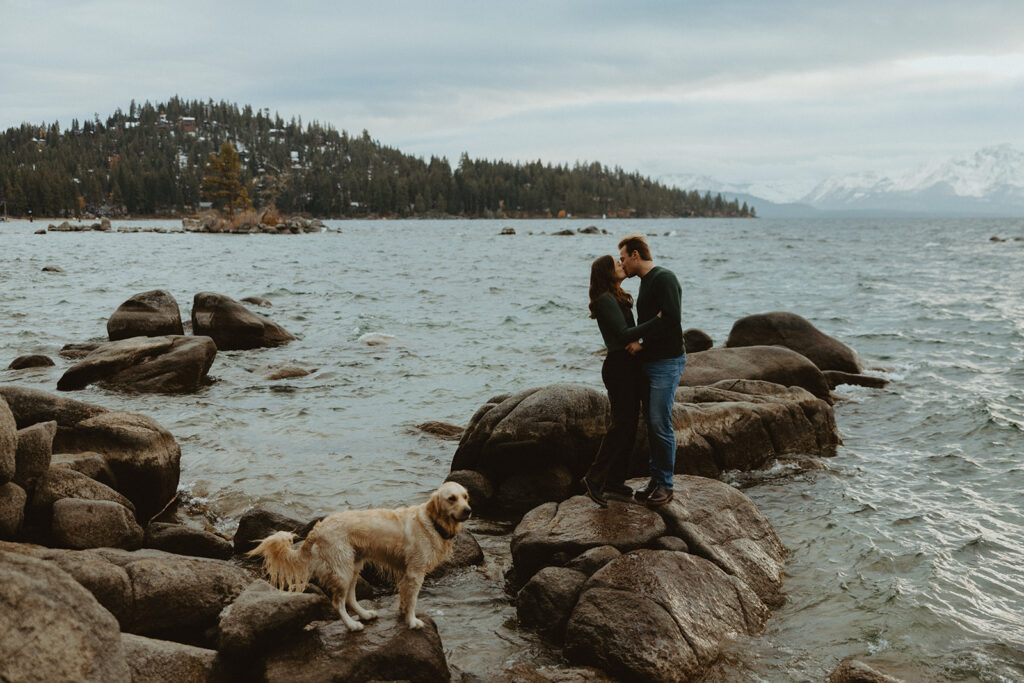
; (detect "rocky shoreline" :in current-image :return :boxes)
[0,308,903,682]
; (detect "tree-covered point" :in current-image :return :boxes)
[0,97,755,219]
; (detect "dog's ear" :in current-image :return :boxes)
[425,488,444,523]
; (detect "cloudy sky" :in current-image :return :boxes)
[3,0,1023,197]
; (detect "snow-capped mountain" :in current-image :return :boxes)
[801,144,1024,215]
[662,144,1024,217]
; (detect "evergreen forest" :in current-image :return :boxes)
[0,97,755,220]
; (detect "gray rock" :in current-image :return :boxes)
[57,335,217,393]
[495,465,576,515]
[681,345,833,401]
[51,451,118,487]
[143,522,233,559]
[124,553,254,642]
[13,420,55,494]
[54,410,180,521]
[191,292,297,350]
[726,311,862,373]
[683,328,713,353]
[52,498,144,550]
[828,658,905,683]
[649,474,786,607]
[0,481,27,539]
[0,397,15,483]
[29,466,136,532]
[0,550,131,682]
[428,531,484,579]
[121,633,225,682]
[511,496,666,582]
[564,550,769,682]
[217,580,331,655]
[564,545,621,577]
[517,566,588,642]
[107,289,184,341]
[259,615,450,683]
[7,354,55,369]
[34,547,134,626]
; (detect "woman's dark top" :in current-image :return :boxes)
[591,292,636,353]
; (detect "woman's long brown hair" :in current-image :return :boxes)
[588,254,633,318]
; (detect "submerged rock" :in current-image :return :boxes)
[726,311,862,373]
[7,354,55,369]
[57,335,216,393]
[192,292,296,350]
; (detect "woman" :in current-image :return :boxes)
[581,254,645,507]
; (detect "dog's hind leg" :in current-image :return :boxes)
[346,560,377,622]
[318,545,364,631]
[397,572,426,629]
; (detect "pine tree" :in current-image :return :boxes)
[200,141,251,213]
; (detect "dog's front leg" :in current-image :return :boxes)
[398,573,426,629]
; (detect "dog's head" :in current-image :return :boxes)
[426,481,472,536]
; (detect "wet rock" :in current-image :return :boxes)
[258,615,450,683]
[143,522,233,560]
[823,370,890,390]
[0,482,27,539]
[451,384,608,511]
[564,545,621,577]
[241,296,272,307]
[51,498,143,550]
[124,553,254,643]
[0,550,131,682]
[217,580,331,656]
[495,464,576,515]
[683,327,713,353]
[726,311,862,373]
[264,365,313,380]
[416,420,465,440]
[517,566,588,642]
[428,530,484,579]
[57,335,217,393]
[233,504,307,555]
[445,469,494,509]
[358,332,396,345]
[192,292,297,350]
[42,264,65,272]
[500,226,516,235]
[0,396,14,483]
[564,550,769,682]
[107,289,184,341]
[650,474,786,607]
[7,353,55,369]
[577,225,600,234]
[60,341,103,359]
[553,229,575,236]
[13,419,55,494]
[34,228,46,234]
[511,496,666,582]
[53,410,181,521]
[828,658,905,683]
[680,345,832,401]
[121,633,225,683]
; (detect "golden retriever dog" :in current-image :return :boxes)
[248,481,471,631]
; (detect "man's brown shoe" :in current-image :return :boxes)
[644,486,674,507]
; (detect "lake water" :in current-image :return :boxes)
[1,216,1022,680]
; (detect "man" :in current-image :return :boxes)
[618,234,686,507]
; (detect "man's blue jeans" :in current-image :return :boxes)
[642,354,686,490]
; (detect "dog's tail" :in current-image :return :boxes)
[247,531,313,592]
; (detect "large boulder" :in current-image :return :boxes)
[121,633,225,683]
[564,550,769,682]
[232,504,308,555]
[517,566,588,642]
[33,547,135,625]
[0,384,106,429]
[57,335,217,393]
[13,420,56,494]
[511,496,667,583]
[51,498,144,550]
[217,580,331,656]
[0,550,131,682]
[680,345,833,401]
[650,474,786,608]
[107,289,184,341]
[28,466,136,529]
[725,311,862,373]
[53,410,181,521]
[191,292,297,350]
[258,615,450,683]
[0,396,15,483]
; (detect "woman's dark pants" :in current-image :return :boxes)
[586,350,642,488]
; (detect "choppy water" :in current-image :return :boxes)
[1,216,1022,680]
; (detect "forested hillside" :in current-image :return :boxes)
[0,97,754,219]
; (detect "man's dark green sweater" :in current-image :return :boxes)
[626,265,685,361]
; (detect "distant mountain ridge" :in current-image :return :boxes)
[664,144,1024,217]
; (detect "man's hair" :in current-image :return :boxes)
[618,233,652,261]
